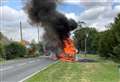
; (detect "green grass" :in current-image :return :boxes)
[78,54,99,59]
[25,55,119,82]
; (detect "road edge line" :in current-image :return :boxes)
[18,60,59,82]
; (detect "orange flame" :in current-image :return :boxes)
[59,38,77,62]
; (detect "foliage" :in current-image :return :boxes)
[98,13,120,62]
[74,13,120,62]
[37,42,44,55]
[3,42,27,60]
[113,44,120,55]
[74,27,98,53]
[98,30,117,58]
[27,41,44,57]
[113,44,120,62]
[28,42,38,56]
[0,43,4,58]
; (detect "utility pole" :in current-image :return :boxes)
[20,21,23,41]
[85,33,88,56]
[37,26,40,43]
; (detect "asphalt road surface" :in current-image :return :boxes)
[0,57,55,82]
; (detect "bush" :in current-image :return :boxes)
[113,44,120,62]
[0,43,4,58]
[97,14,120,62]
[38,42,44,55]
[3,42,27,60]
[27,43,37,57]
[26,42,44,57]
[98,31,116,59]
[114,44,120,55]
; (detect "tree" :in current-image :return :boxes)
[112,13,120,43]
[98,13,120,62]
[113,44,120,62]
[112,13,120,61]
[74,27,98,53]
[74,13,120,62]
[0,43,4,58]
[98,30,116,58]
[37,42,44,55]
[28,41,38,56]
[3,42,27,60]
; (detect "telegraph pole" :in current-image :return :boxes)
[85,33,88,56]
[37,26,40,42]
[20,21,23,41]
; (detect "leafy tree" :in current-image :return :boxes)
[98,30,116,58]
[3,42,27,60]
[74,27,98,53]
[113,44,120,61]
[74,13,120,62]
[0,43,4,58]
[112,13,120,43]
[98,13,120,62]
[37,42,44,55]
[112,13,120,61]
[28,42,38,56]
[27,41,44,57]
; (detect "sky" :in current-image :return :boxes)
[0,0,120,42]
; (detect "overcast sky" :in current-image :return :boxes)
[0,0,120,42]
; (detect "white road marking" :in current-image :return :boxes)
[18,61,59,82]
[0,66,14,71]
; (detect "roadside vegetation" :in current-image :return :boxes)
[74,13,120,63]
[25,55,119,82]
[0,42,5,63]
[0,40,44,62]
[2,42,27,59]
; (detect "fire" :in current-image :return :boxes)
[59,38,77,62]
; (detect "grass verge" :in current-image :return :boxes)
[25,55,119,82]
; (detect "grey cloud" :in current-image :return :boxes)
[64,0,120,6]
[78,4,120,31]
[80,7,105,20]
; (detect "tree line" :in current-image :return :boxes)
[0,40,44,60]
[74,13,120,62]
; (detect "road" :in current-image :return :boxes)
[0,57,55,82]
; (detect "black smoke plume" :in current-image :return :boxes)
[25,0,77,55]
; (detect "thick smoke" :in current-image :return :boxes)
[25,0,77,55]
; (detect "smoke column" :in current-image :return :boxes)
[24,0,77,56]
